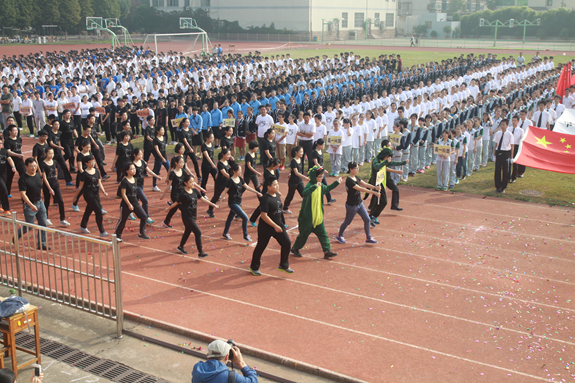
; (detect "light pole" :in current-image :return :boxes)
[479,18,540,47]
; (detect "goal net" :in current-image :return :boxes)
[142,32,212,56]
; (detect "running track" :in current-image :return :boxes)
[4,135,574,383]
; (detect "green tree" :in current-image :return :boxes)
[59,0,81,32]
[117,0,130,20]
[453,27,461,37]
[452,12,460,21]
[94,0,121,20]
[430,30,438,38]
[443,25,452,37]
[448,0,465,14]
[78,0,94,29]
[0,0,17,29]
[413,24,428,36]
[486,0,497,10]
[36,0,61,27]
[14,0,37,28]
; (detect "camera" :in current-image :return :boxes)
[227,339,235,359]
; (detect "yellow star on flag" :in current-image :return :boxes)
[560,138,566,143]
[535,135,552,148]
[567,144,572,149]
[565,150,570,153]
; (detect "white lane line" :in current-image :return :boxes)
[121,241,575,347]
[123,270,557,382]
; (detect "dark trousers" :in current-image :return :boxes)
[81,194,105,233]
[494,150,511,191]
[144,149,152,163]
[209,182,226,211]
[103,121,112,142]
[73,115,82,135]
[13,111,22,128]
[43,183,65,221]
[456,156,466,179]
[369,175,400,217]
[164,193,181,225]
[321,174,332,202]
[63,143,76,171]
[25,115,34,135]
[283,182,303,210]
[6,159,25,195]
[184,152,201,179]
[244,173,260,190]
[200,166,217,196]
[54,152,72,183]
[300,140,314,170]
[180,215,202,251]
[250,224,290,271]
[257,137,266,164]
[115,203,147,239]
[0,175,9,210]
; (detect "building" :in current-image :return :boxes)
[150,0,397,39]
[398,0,486,16]
[526,0,575,10]
[397,12,460,37]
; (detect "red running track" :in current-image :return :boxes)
[3,136,575,383]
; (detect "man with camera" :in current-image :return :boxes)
[192,339,258,383]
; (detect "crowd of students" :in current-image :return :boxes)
[0,45,573,274]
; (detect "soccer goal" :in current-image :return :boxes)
[142,32,212,56]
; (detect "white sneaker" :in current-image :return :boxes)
[100,231,110,238]
[71,205,80,212]
[79,227,90,234]
[46,219,53,226]
[101,209,107,215]
[152,186,161,192]
[28,134,34,138]
[60,220,70,226]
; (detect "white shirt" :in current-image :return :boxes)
[510,125,524,145]
[285,123,298,145]
[341,125,352,147]
[69,95,81,115]
[314,124,327,142]
[275,122,288,145]
[531,110,550,129]
[326,129,343,155]
[256,114,274,138]
[493,129,514,151]
[298,122,315,142]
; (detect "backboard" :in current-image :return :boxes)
[86,17,103,31]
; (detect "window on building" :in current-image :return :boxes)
[386,13,394,27]
[342,12,348,28]
[167,0,178,6]
[354,12,364,28]
[546,0,552,5]
[201,0,211,6]
[425,21,432,28]
[184,0,190,5]
[375,13,380,20]
[152,0,164,6]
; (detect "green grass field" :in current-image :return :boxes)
[271,48,575,69]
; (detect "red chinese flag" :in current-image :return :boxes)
[556,64,571,100]
[514,126,575,174]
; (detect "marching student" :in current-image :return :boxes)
[40,148,70,226]
[131,148,161,224]
[207,148,232,218]
[200,132,217,195]
[492,119,514,193]
[179,117,202,179]
[434,129,452,191]
[249,178,293,276]
[340,118,353,173]
[161,156,187,227]
[221,162,263,242]
[0,144,16,214]
[152,126,170,191]
[282,146,308,214]
[480,112,493,167]
[335,161,380,245]
[399,120,411,182]
[249,158,280,226]
[4,125,26,195]
[311,139,336,204]
[448,129,459,190]
[114,163,149,241]
[472,117,483,172]
[167,174,217,257]
[364,110,376,163]
[243,140,262,191]
[111,130,133,183]
[73,155,110,237]
[327,118,343,176]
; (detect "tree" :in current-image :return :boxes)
[78,0,94,29]
[0,0,17,29]
[452,12,460,21]
[486,0,497,10]
[36,0,60,27]
[93,0,121,20]
[413,24,428,36]
[117,0,130,19]
[430,30,438,38]
[453,27,461,37]
[448,0,466,14]
[443,25,452,37]
[14,0,37,28]
[58,0,81,32]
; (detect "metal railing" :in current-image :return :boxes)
[0,212,123,337]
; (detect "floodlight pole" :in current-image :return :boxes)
[479,18,540,47]
[515,19,540,45]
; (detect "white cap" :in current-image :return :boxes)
[207,339,232,359]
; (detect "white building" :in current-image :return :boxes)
[150,0,397,39]
[526,0,575,10]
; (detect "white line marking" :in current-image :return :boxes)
[124,270,556,382]
[122,242,575,346]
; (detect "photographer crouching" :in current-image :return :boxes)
[192,339,258,383]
